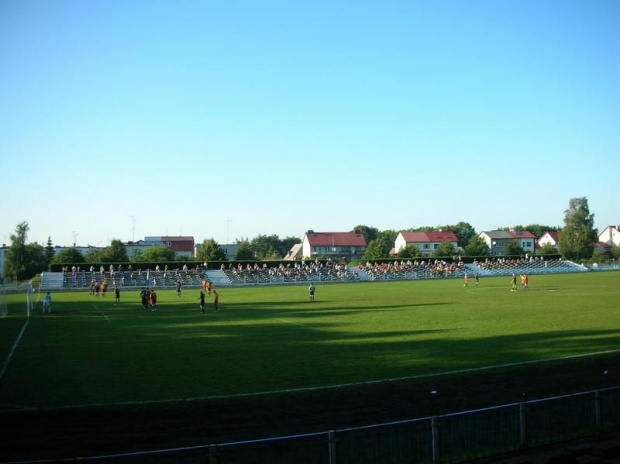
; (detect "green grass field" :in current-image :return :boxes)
[0,272,618,412]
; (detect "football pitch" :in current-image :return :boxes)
[0,272,618,412]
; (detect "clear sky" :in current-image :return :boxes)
[1,0,618,247]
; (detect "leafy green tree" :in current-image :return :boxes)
[53,247,85,264]
[279,236,301,258]
[251,234,281,259]
[504,239,524,256]
[537,243,558,256]
[100,239,129,263]
[363,239,386,260]
[130,249,144,262]
[142,246,175,262]
[4,222,49,280]
[433,241,456,258]
[463,236,489,257]
[377,230,398,255]
[353,225,379,245]
[558,197,597,261]
[451,222,477,248]
[196,239,227,262]
[235,240,254,260]
[4,222,30,280]
[83,248,103,263]
[397,245,421,259]
[24,243,48,277]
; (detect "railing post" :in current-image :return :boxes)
[595,390,602,434]
[519,402,528,449]
[432,416,440,464]
[209,444,217,464]
[328,430,337,464]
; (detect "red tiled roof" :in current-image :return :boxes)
[543,231,559,242]
[305,232,366,247]
[400,231,458,243]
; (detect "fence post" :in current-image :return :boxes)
[519,402,527,449]
[595,390,602,434]
[328,430,337,464]
[209,444,217,464]
[432,416,440,464]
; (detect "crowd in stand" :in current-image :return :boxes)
[358,259,465,280]
[61,263,207,288]
[221,260,358,283]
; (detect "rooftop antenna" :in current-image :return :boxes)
[72,231,78,247]
[131,215,136,242]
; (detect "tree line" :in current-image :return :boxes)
[2,197,613,281]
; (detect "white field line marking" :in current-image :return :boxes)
[0,319,30,381]
[91,304,111,323]
[13,348,620,412]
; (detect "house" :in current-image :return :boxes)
[598,226,620,247]
[478,230,513,256]
[593,242,612,256]
[302,231,366,261]
[538,231,560,249]
[394,231,459,258]
[284,243,303,260]
[508,230,536,254]
[136,236,195,258]
[479,230,536,256]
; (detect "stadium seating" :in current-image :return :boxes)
[57,258,585,290]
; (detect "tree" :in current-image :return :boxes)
[438,222,476,248]
[83,248,103,263]
[280,236,301,258]
[433,241,456,258]
[196,239,227,262]
[53,247,85,264]
[363,239,385,260]
[142,246,175,262]
[45,237,55,264]
[235,240,254,260]
[463,237,489,257]
[504,239,524,256]
[100,239,129,263]
[4,222,49,280]
[250,234,281,259]
[558,197,597,261]
[353,225,379,245]
[397,245,421,259]
[130,249,144,262]
[537,243,558,256]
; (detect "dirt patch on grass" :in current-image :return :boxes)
[1,353,618,461]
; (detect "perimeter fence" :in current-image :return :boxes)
[6,386,619,464]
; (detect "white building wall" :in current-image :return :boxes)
[394,233,407,253]
[599,226,620,247]
[538,233,558,248]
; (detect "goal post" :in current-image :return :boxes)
[26,280,34,317]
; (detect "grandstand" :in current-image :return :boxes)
[47,257,585,290]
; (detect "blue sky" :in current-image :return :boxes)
[1,0,618,247]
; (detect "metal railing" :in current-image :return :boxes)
[5,386,619,464]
